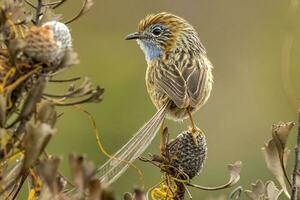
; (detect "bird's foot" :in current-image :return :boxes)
[188,126,204,146]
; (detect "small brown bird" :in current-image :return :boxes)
[98,12,213,185]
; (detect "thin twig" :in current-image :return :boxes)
[291,110,300,199]
[23,0,37,9]
[52,0,68,9]
[64,0,91,24]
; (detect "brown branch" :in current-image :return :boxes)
[291,110,300,199]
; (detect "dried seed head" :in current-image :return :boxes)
[24,21,72,66]
[42,21,72,49]
[24,26,65,65]
[167,131,207,179]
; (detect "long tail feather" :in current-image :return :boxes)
[97,103,168,185]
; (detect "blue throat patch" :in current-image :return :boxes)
[137,39,163,63]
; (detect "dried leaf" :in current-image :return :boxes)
[245,180,282,200]
[272,122,294,174]
[227,161,242,186]
[272,122,294,149]
[37,156,64,194]
[3,0,31,24]
[18,77,46,120]
[133,188,146,200]
[187,161,242,190]
[69,154,95,192]
[36,100,57,127]
[265,181,282,200]
[262,139,290,198]
[23,122,56,170]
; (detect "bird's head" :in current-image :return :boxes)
[126,12,205,63]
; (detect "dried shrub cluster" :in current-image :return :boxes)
[0,0,112,199]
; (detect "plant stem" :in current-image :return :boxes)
[291,110,300,199]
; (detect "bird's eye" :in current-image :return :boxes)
[152,27,162,36]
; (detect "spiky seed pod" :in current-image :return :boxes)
[167,131,207,179]
[166,131,207,200]
[42,21,72,49]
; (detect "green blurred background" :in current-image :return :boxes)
[41,0,300,199]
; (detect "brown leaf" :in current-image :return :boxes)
[37,156,64,194]
[187,161,242,190]
[227,161,242,186]
[23,122,56,170]
[271,122,294,172]
[265,181,282,200]
[69,154,95,192]
[18,77,46,120]
[88,179,102,200]
[262,139,290,198]
[245,180,282,200]
[36,100,57,127]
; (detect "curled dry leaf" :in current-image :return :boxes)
[272,122,294,182]
[68,154,115,200]
[36,100,57,127]
[228,161,242,186]
[18,77,46,120]
[187,161,242,191]
[23,122,56,170]
[245,180,282,200]
[262,139,290,198]
[272,122,294,150]
[37,156,64,194]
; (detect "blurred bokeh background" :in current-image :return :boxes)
[40,0,300,199]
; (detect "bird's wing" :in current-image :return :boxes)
[154,61,189,108]
[181,57,212,107]
[97,103,168,186]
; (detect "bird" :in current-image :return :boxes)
[97,12,213,185]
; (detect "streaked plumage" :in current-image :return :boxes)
[140,12,213,120]
[97,12,213,185]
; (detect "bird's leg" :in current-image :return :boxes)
[187,109,203,145]
[160,120,167,156]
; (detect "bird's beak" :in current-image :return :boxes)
[125,32,142,40]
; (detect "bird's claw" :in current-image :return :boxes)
[188,126,204,146]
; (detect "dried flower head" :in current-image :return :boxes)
[167,131,207,179]
[24,23,68,65]
[42,21,72,49]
